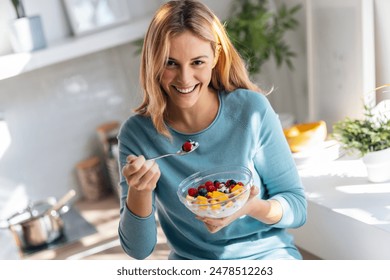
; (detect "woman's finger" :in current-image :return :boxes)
[205,224,220,233]
[249,185,260,198]
[134,160,160,190]
[196,216,227,229]
[125,154,137,164]
[122,156,149,187]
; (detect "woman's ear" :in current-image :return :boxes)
[212,44,221,68]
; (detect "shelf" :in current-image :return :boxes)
[0,16,151,81]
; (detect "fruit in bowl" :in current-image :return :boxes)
[177,166,253,218]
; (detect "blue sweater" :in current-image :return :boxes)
[117,89,307,260]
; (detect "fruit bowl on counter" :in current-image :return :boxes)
[283,120,327,153]
[177,166,253,218]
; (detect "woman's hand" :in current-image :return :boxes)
[122,155,160,193]
[197,185,260,233]
[122,155,161,217]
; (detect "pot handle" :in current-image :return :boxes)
[45,189,76,216]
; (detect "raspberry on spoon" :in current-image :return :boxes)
[182,140,194,152]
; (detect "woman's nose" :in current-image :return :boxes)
[178,66,192,83]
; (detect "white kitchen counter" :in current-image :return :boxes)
[290,155,390,259]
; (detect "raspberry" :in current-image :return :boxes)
[188,188,198,197]
[205,180,213,187]
[182,141,193,152]
[206,184,216,192]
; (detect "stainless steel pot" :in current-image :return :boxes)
[0,190,76,250]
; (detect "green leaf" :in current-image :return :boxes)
[224,0,302,76]
[332,104,390,156]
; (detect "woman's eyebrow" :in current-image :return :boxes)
[191,55,209,60]
[168,55,209,61]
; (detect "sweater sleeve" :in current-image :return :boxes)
[118,204,157,259]
[254,102,307,229]
[116,121,158,260]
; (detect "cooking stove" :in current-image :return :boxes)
[22,207,97,256]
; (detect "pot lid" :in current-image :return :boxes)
[6,197,56,226]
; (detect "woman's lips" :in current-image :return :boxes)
[173,84,198,94]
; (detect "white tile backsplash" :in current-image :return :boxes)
[0,43,141,204]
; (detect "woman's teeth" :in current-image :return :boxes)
[175,85,196,93]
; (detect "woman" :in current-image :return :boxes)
[118,0,306,260]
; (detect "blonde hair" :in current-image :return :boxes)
[135,0,262,138]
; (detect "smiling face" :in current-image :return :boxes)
[161,31,217,112]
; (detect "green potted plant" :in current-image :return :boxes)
[8,0,47,52]
[332,84,390,183]
[224,0,301,76]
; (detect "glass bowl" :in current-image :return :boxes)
[177,165,253,218]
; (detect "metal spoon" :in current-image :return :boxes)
[122,141,199,164]
[149,141,199,160]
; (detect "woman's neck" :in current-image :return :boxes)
[166,89,219,134]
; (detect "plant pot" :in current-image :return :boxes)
[362,148,390,183]
[8,15,47,53]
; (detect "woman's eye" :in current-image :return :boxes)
[193,60,204,66]
[166,60,177,67]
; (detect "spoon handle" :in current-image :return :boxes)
[121,151,180,165]
[148,152,178,160]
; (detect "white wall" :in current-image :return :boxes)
[374,0,390,102]
[267,0,390,127]
[257,0,308,123]
[0,43,142,200]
